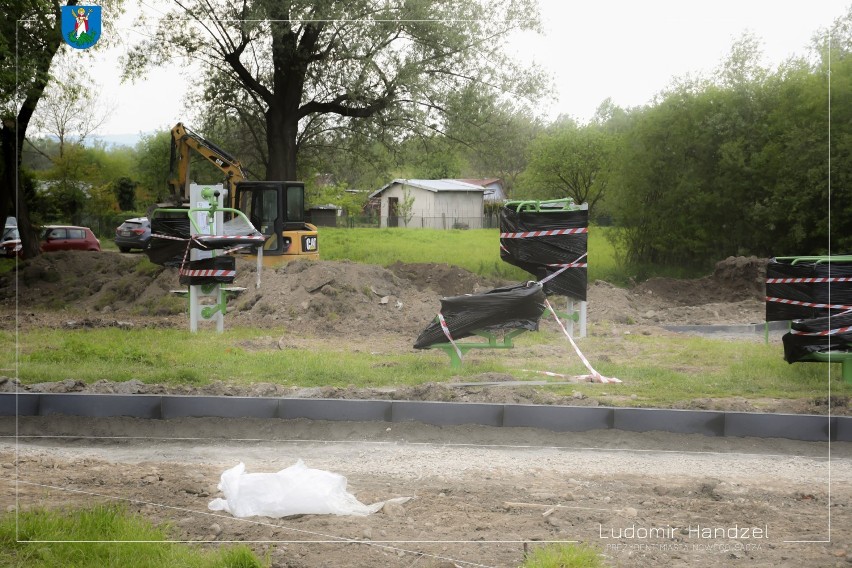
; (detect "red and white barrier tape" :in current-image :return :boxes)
[546,262,588,268]
[791,325,852,337]
[437,313,463,361]
[520,369,569,378]
[220,244,254,256]
[520,369,609,383]
[151,233,188,242]
[544,298,620,384]
[539,253,588,286]
[196,234,265,241]
[179,269,236,278]
[765,296,852,311]
[767,277,852,284]
[500,227,588,239]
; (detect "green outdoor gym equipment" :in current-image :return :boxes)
[768,255,852,384]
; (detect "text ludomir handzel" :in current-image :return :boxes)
[599,524,769,540]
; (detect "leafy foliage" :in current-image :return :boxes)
[113,176,136,211]
[517,118,612,215]
[124,0,547,181]
[597,12,852,269]
[133,130,171,203]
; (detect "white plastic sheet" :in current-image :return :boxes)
[208,460,406,518]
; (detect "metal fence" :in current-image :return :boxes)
[76,213,142,238]
[67,213,503,235]
[316,215,502,230]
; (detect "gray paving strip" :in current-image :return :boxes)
[1,393,847,442]
[663,321,789,335]
[449,380,582,387]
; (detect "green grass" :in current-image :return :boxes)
[4,327,507,387]
[0,505,265,568]
[522,543,607,568]
[99,239,119,252]
[3,326,848,406]
[319,226,624,283]
[527,329,849,405]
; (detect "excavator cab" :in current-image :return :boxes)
[234,181,319,264]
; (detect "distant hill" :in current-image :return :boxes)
[88,132,153,148]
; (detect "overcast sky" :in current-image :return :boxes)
[47,0,849,140]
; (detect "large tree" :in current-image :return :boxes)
[125,0,545,182]
[444,85,543,197]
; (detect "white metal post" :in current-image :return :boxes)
[564,297,588,339]
[188,184,225,333]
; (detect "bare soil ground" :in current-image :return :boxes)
[1,251,769,334]
[2,253,851,567]
[2,417,850,568]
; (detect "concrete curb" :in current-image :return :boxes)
[0,393,847,442]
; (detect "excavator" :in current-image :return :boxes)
[166,122,319,265]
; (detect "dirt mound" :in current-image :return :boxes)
[634,256,766,305]
[388,261,498,297]
[227,259,443,335]
[3,251,769,330]
[596,256,767,326]
[3,253,500,336]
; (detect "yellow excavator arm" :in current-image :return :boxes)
[168,122,249,204]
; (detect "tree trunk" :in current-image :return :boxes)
[0,121,13,238]
[0,119,40,259]
[264,106,299,181]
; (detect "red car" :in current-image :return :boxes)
[40,225,101,252]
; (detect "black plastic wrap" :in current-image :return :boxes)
[499,207,588,300]
[414,283,546,349]
[782,312,852,363]
[766,258,852,321]
[179,255,236,285]
[147,214,191,266]
[193,234,266,250]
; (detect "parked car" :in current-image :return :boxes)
[114,217,151,252]
[1,225,21,258]
[40,225,101,252]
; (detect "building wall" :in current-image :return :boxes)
[378,183,432,227]
[378,182,484,229]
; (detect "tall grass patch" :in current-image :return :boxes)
[522,543,606,568]
[0,504,265,567]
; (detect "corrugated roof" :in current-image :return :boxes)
[456,178,501,187]
[369,179,485,198]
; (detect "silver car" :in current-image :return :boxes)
[115,217,151,252]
